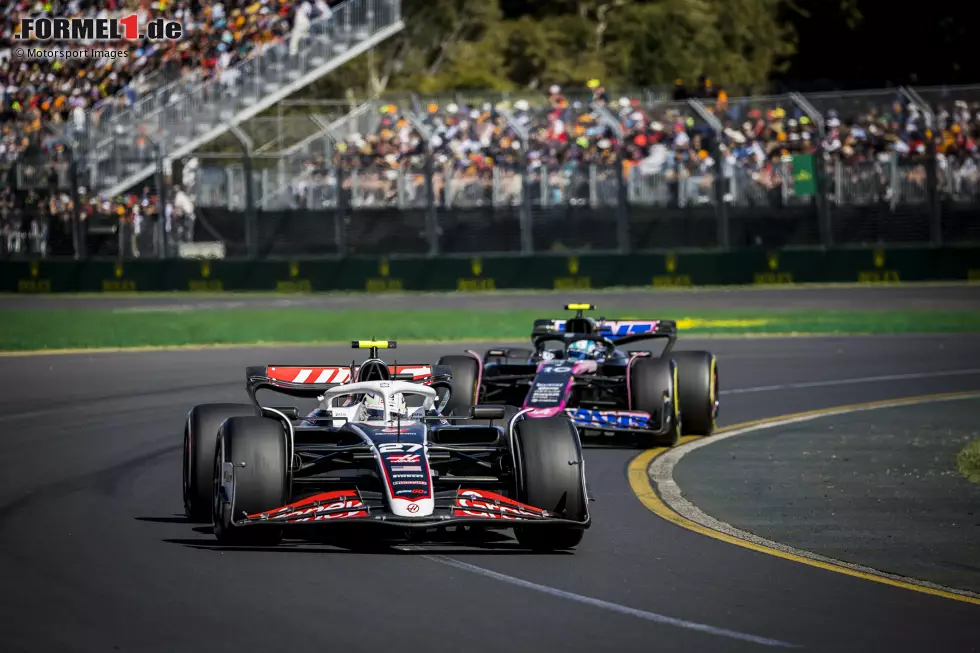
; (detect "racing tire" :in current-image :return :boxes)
[212,416,288,546]
[512,417,588,551]
[629,357,681,447]
[183,403,259,522]
[672,351,718,436]
[438,354,481,416]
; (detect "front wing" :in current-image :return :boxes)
[565,407,667,435]
[226,488,590,529]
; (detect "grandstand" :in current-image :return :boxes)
[1,0,404,256]
[1,0,978,258]
[247,83,972,215]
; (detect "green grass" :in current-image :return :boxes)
[957,440,980,485]
[1,308,979,352]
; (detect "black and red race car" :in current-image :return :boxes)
[436,304,719,447]
[182,340,590,550]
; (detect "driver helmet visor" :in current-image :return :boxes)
[568,339,599,359]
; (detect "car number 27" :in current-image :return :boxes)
[378,443,424,453]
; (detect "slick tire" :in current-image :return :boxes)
[513,417,588,551]
[672,351,719,436]
[212,416,288,546]
[438,354,481,416]
[629,357,680,447]
[183,403,259,522]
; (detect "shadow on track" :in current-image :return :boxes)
[145,520,576,556]
[134,515,196,524]
[160,538,575,555]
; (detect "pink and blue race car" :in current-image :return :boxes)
[437,304,719,447]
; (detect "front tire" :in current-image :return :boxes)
[183,403,258,521]
[673,351,719,436]
[438,354,481,416]
[629,357,680,447]
[212,416,288,546]
[512,417,588,551]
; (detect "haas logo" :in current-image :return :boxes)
[406,503,420,513]
[387,454,421,463]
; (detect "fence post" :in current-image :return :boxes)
[592,104,628,252]
[145,135,168,260]
[790,92,831,246]
[926,134,942,247]
[69,156,84,260]
[335,163,348,256]
[498,108,532,254]
[404,110,439,256]
[229,125,257,259]
[520,158,533,254]
[424,151,438,256]
[900,86,941,246]
[156,150,168,259]
[687,99,727,248]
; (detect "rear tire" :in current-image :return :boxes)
[512,417,588,551]
[183,403,258,521]
[673,351,718,436]
[629,358,680,447]
[438,354,481,416]
[212,416,288,546]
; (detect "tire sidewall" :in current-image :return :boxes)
[184,403,258,520]
[629,357,680,446]
[438,354,481,416]
[514,417,587,521]
[212,416,288,543]
[672,350,718,436]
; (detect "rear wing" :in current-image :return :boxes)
[246,364,451,399]
[531,319,677,343]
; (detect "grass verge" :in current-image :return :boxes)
[957,440,980,485]
[1,308,979,352]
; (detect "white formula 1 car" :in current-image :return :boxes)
[182,340,591,551]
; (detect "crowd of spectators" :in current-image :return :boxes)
[0,156,199,258]
[279,78,977,210]
[0,0,337,163]
[0,0,338,256]
[0,0,978,253]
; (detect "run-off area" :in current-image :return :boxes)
[673,396,980,593]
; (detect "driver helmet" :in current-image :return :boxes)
[568,339,599,361]
[359,392,408,421]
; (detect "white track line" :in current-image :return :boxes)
[425,554,799,648]
[650,392,980,602]
[720,368,980,395]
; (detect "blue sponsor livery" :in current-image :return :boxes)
[568,408,650,429]
[551,320,657,338]
[597,322,656,337]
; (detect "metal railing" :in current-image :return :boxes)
[189,156,967,211]
[3,149,975,260]
[74,0,404,196]
[9,82,980,259]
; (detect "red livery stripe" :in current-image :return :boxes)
[265,365,433,384]
[452,489,549,520]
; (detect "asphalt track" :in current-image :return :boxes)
[3,282,980,312]
[1,334,979,653]
[674,396,980,594]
